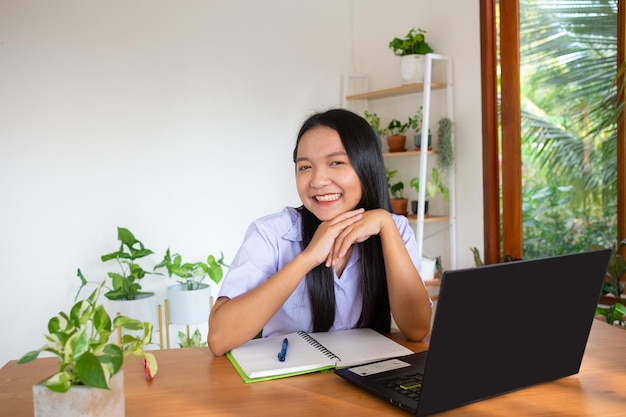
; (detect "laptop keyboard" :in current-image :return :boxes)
[382,371,424,401]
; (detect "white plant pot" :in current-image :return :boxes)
[167,284,212,325]
[421,257,436,281]
[33,371,124,417]
[400,54,425,84]
[107,294,158,339]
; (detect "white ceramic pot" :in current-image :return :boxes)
[421,257,436,281]
[167,284,212,325]
[33,371,124,417]
[107,294,158,341]
[400,54,425,84]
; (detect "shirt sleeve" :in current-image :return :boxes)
[391,213,423,276]
[217,222,279,300]
[217,210,301,300]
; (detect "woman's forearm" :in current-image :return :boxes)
[207,252,319,356]
[379,218,432,341]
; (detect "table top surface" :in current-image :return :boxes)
[2,320,626,417]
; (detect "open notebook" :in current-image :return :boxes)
[227,328,413,383]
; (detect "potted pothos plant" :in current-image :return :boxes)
[18,280,157,416]
[386,168,408,215]
[389,27,434,84]
[154,249,228,328]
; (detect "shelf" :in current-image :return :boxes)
[407,215,450,225]
[341,54,455,268]
[346,82,447,100]
[383,149,435,158]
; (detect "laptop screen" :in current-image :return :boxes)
[416,249,611,416]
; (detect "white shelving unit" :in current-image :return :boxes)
[342,54,456,269]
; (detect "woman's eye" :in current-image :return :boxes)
[298,165,311,171]
[330,160,345,166]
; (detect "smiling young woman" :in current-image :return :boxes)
[207,109,432,357]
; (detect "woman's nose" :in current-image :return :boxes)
[310,168,331,188]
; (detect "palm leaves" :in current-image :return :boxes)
[519,0,619,254]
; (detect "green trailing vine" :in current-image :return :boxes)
[437,117,454,173]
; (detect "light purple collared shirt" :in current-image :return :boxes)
[217,206,422,338]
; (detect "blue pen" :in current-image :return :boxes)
[277,338,288,362]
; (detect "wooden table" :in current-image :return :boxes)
[2,320,625,416]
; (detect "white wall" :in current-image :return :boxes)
[0,0,483,366]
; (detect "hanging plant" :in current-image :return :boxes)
[437,117,454,172]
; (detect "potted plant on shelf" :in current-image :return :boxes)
[78,226,161,333]
[386,168,408,215]
[154,249,228,347]
[386,118,409,152]
[17,280,157,417]
[409,167,450,216]
[364,110,388,150]
[408,106,432,150]
[389,27,434,84]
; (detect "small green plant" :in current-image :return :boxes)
[387,119,409,136]
[470,247,484,267]
[80,227,160,301]
[389,27,434,56]
[178,328,207,348]
[17,279,157,392]
[386,168,405,199]
[408,106,424,133]
[593,239,626,327]
[410,168,449,201]
[154,249,228,291]
[364,110,389,136]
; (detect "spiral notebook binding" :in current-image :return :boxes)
[297,331,341,361]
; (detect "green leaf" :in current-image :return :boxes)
[117,227,138,247]
[207,256,225,284]
[17,349,41,364]
[101,249,130,262]
[67,328,90,360]
[97,344,123,375]
[43,371,74,393]
[144,352,158,379]
[70,300,92,327]
[75,351,110,389]
[114,316,144,331]
[92,305,112,333]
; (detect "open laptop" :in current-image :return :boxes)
[335,249,611,415]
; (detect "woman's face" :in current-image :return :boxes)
[295,126,362,221]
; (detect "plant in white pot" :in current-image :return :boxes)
[389,27,434,84]
[154,249,228,346]
[78,227,161,332]
[17,280,158,417]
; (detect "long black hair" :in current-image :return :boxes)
[293,108,392,333]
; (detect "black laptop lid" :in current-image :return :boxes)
[416,249,611,416]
